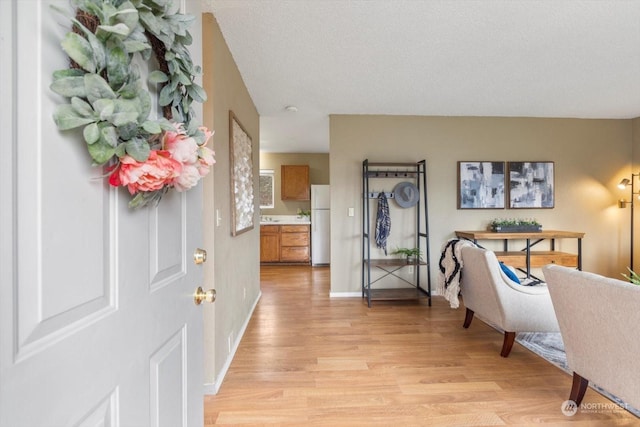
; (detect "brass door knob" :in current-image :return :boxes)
[194,287,216,305]
[193,248,207,264]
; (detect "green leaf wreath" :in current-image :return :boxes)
[50,0,214,209]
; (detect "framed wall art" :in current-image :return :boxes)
[229,111,255,236]
[508,161,554,208]
[457,161,505,209]
[259,169,275,209]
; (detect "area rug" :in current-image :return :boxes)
[516,332,640,417]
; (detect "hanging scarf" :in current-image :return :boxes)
[375,192,391,254]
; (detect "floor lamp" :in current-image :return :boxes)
[618,175,638,272]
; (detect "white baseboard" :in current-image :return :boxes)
[329,291,361,298]
[330,290,440,298]
[203,290,262,395]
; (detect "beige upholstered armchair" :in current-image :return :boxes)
[543,265,640,408]
[460,246,560,357]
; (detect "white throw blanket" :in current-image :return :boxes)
[437,238,477,308]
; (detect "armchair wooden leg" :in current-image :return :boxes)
[500,331,516,357]
[463,308,474,328]
[569,372,589,406]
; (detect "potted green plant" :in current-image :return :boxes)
[297,208,311,219]
[622,268,640,285]
[489,218,542,233]
[392,247,423,263]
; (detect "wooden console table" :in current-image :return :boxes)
[454,230,585,277]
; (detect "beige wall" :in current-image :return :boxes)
[330,115,634,295]
[633,118,640,167]
[259,152,330,215]
[202,14,260,392]
[632,117,640,269]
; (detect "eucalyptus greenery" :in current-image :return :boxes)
[490,218,541,227]
[50,0,208,208]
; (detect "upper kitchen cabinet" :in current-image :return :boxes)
[281,165,310,200]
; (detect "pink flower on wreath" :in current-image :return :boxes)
[163,124,216,192]
[108,124,216,195]
[197,146,215,176]
[172,164,200,191]
[200,126,214,145]
[109,150,182,194]
[163,125,199,165]
[196,127,216,176]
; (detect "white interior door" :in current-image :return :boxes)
[0,1,205,426]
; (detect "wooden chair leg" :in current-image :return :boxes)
[500,331,516,357]
[463,308,474,328]
[569,372,589,405]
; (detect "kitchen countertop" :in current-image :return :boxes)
[260,215,310,225]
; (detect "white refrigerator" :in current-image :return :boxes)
[311,185,331,265]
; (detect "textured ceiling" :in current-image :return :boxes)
[204,0,640,153]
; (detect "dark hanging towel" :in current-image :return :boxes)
[375,192,391,254]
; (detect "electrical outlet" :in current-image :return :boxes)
[408,265,414,274]
[243,287,246,301]
[228,334,232,353]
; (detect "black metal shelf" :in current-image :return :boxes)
[361,159,431,307]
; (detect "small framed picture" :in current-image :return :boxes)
[457,161,506,209]
[507,161,554,208]
[229,111,255,236]
[259,169,275,209]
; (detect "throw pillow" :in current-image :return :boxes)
[499,262,521,284]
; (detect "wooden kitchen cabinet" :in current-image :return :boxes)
[260,225,280,262]
[281,165,310,200]
[280,225,310,263]
[260,224,310,263]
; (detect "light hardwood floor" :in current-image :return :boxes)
[205,265,637,426]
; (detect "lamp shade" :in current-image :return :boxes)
[619,178,631,189]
